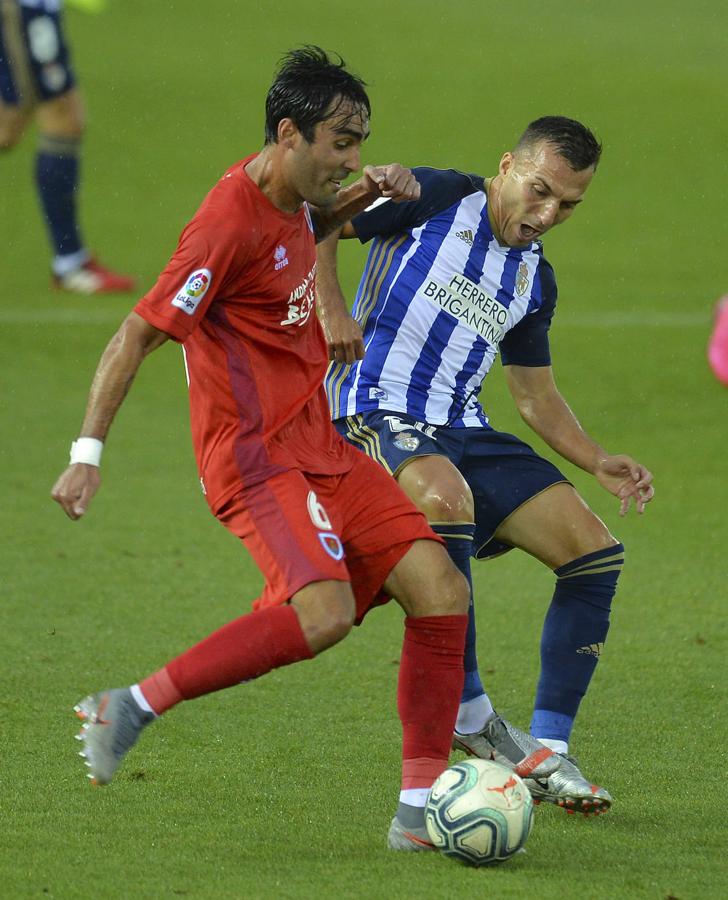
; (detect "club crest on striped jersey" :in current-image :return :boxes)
[171,268,212,315]
[516,261,530,296]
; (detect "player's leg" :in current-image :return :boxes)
[336,413,495,744]
[75,472,356,784]
[494,482,623,746]
[5,4,134,291]
[329,446,470,850]
[382,538,469,850]
[493,481,622,812]
[75,579,352,784]
[397,455,495,733]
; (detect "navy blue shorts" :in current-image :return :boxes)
[0,1,75,106]
[334,410,569,559]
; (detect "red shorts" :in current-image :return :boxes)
[216,447,439,621]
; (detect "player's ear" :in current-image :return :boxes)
[499,152,514,176]
[277,117,301,149]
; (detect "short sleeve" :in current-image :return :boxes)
[351,168,484,243]
[134,209,250,342]
[499,257,558,367]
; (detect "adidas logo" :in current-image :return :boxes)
[576,643,604,657]
[455,229,474,246]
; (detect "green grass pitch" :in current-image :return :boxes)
[2,1,727,896]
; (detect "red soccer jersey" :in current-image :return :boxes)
[135,154,354,513]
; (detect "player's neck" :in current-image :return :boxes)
[245,149,303,215]
[484,176,505,245]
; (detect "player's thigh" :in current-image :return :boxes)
[35,85,84,137]
[384,538,469,618]
[495,482,618,569]
[335,411,472,522]
[0,3,76,118]
[462,429,569,560]
[397,455,474,523]
[331,447,442,621]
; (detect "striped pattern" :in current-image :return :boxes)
[556,546,625,580]
[325,184,546,428]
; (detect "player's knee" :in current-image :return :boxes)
[291,581,356,653]
[36,91,86,139]
[399,459,474,523]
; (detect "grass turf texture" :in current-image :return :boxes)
[2,0,728,896]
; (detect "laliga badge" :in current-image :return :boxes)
[171,268,212,315]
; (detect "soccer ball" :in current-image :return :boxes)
[425,758,534,866]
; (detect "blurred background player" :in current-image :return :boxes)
[708,297,728,385]
[318,116,655,815]
[0,0,134,293]
[51,46,470,853]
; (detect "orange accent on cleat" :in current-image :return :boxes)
[514,747,555,778]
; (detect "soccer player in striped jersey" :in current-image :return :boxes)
[0,0,134,292]
[319,117,654,815]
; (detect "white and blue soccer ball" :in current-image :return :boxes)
[425,758,534,866]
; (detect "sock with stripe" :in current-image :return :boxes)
[397,613,467,825]
[35,134,88,274]
[531,543,625,744]
[432,524,495,735]
[136,604,314,714]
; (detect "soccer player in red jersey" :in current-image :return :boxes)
[51,46,469,852]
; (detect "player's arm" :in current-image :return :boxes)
[316,227,364,364]
[503,363,654,516]
[310,164,419,241]
[51,312,169,520]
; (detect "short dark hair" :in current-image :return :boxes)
[515,116,602,171]
[264,45,371,144]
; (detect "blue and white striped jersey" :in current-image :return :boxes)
[325,167,557,429]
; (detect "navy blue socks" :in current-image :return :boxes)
[531,543,625,745]
[36,133,86,273]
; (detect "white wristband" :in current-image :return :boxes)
[70,437,104,467]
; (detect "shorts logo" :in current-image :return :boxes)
[171,268,212,315]
[307,491,345,561]
[394,433,420,452]
[516,261,530,296]
[318,533,344,561]
[274,245,289,270]
[369,387,388,401]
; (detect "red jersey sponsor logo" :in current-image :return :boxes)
[281,262,316,327]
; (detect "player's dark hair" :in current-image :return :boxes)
[265,46,370,144]
[515,116,602,171]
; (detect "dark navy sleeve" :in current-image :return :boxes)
[351,168,484,243]
[499,257,557,367]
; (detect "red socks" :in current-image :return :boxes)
[139,604,313,714]
[398,614,467,790]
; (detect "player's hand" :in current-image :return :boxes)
[594,454,654,516]
[362,164,420,204]
[51,464,101,520]
[321,303,365,364]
